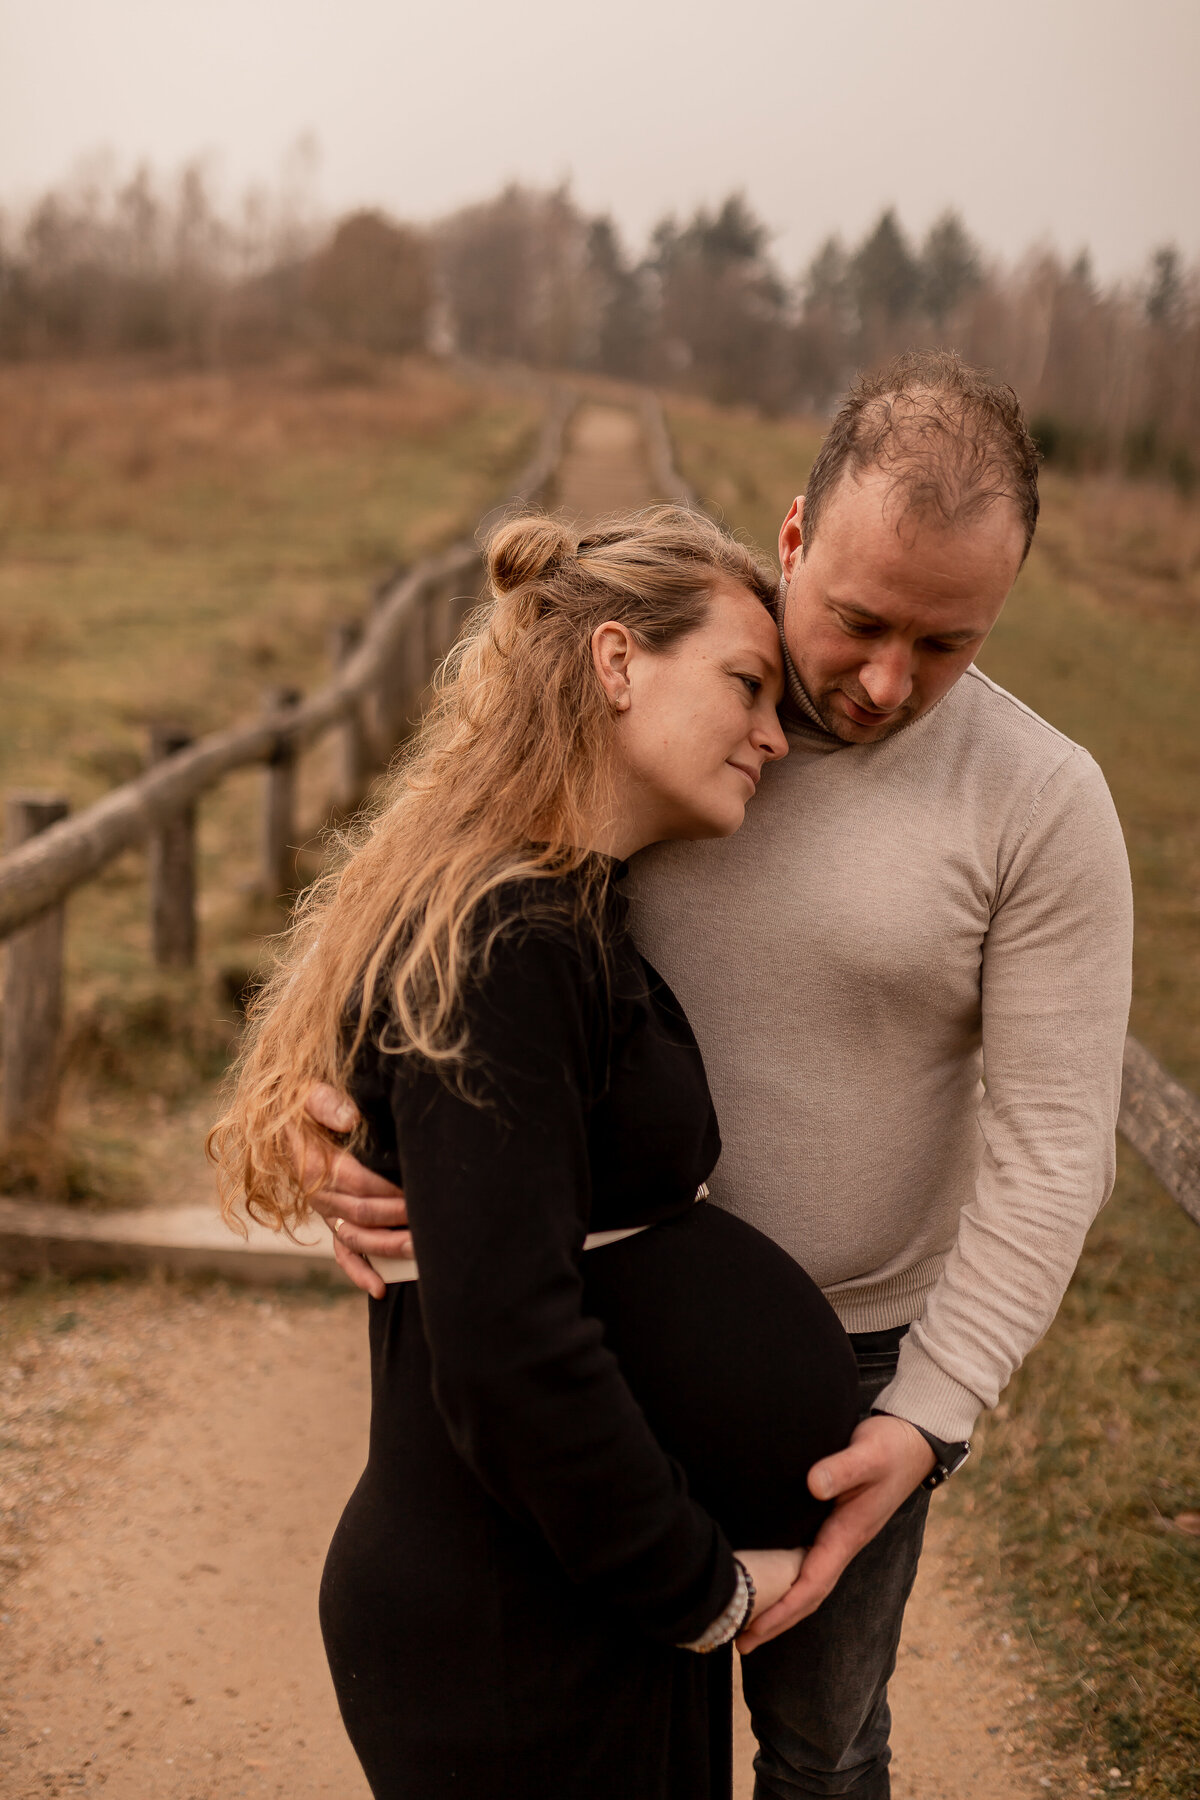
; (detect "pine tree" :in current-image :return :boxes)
[1146,245,1183,327]
[920,211,981,327]
[804,237,849,313]
[851,209,919,321]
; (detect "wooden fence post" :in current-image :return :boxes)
[329,622,372,810]
[261,688,302,900]
[2,793,69,1140]
[147,725,197,967]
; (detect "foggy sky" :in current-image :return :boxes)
[2,0,1197,279]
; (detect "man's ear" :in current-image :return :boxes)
[778,496,805,582]
[591,621,634,712]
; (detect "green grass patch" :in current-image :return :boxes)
[669,398,1200,1793]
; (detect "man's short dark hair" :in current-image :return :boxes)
[802,350,1041,562]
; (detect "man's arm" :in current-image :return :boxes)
[876,747,1133,1441]
[744,749,1133,1648]
[299,1083,411,1299]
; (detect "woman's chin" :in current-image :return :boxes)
[672,803,748,843]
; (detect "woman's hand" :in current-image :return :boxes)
[734,1548,805,1641]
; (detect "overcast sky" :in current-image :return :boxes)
[2,0,1197,279]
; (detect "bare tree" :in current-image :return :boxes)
[306,211,431,353]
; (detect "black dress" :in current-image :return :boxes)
[319,871,858,1799]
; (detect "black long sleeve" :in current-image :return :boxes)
[373,918,737,1646]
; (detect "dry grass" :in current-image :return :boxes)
[0,352,541,1205]
[1034,471,1200,618]
[662,394,825,555]
[0,352,538,801]
[950,1147,1200,1796]
[668,395,1200,1796]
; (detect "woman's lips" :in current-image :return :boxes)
[727,759,760,790]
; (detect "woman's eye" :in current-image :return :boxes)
[739,675,761,696]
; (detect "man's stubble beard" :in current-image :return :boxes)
[808,683,919,745]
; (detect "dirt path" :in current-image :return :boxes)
[0,1285,369,1800]
[0,405,1080,1797]
[554,401,655,520]
[0,1280,1076,1798]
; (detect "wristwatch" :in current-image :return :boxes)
[871,1410,971,1489]
[916,1429,971,1489]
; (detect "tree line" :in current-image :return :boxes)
[1,161,1196,487]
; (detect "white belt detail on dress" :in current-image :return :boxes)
[371,1183,709,1285]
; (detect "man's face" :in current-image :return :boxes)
[778,468,1026,744]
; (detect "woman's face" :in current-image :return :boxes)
[594,579,789,851]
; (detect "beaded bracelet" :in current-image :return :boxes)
[679,1558,756,1654]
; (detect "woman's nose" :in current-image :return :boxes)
[754,712,790,761]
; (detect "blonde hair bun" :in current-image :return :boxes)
[487,516,578,595]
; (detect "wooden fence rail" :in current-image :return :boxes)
[639,391,700,509]
[1118,1035,1200,1228]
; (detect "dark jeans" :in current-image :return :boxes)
[740,1329,930,1799]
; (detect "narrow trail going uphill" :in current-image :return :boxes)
[554,401,655,520]
[0,403,1068,1800]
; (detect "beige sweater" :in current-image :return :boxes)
[624,664,1133,1442]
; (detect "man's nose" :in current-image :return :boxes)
[859,645,914,711]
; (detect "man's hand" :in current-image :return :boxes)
[297,1083,411,1300]
[737,1414,935,1653]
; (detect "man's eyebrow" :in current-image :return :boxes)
[830,602,984,642]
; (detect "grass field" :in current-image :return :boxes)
[669,396,1200,1796]
[0,352,540,1204]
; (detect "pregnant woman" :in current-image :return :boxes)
[211,508,858,1799]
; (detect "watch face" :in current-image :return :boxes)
[922,1440,972,1490]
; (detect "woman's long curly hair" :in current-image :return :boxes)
[209,505,777,1237]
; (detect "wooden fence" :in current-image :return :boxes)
[0,384,574,1139]
[0,386,1197,1233]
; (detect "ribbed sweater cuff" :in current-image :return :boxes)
[873,1346,984,1443]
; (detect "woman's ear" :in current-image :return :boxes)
[591,621,634,712]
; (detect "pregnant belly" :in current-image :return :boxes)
[581,1203,860,1550]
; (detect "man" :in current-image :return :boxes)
[300,351,1133,1796]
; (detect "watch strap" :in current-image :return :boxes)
[870,1409,971,1489]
